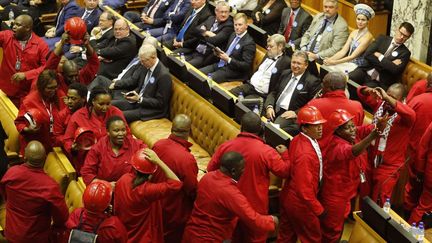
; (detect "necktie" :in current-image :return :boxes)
[139,70,153,96]
[147,0,161,19]
[217,36,241,67]
[370,42,397,80]
[275,76,297,112]
[284,11,295,42]
[196,21,218,54]
[308,19,328,52]
[176,10,196,41]
[82,10,91,20]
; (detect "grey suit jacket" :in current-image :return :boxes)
[278,6,312,47]
[300,13,349,59]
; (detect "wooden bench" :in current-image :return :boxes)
[0,90,19,161]
[125,0,148,10]
[64,177,86,213]
[44,147,77,195]
[39,13,57,24]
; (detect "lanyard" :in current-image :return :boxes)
[301,132,323,182]
[42,100,54,133]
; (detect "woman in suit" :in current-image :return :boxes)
[322,3,375,73]
[251,0,286,35]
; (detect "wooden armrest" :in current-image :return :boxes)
[39,13,57,23]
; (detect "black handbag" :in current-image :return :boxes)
[68,211,104,243]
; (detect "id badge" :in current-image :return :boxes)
[15,60,21,71]
[360,171,366,183]
[49,117,54,133]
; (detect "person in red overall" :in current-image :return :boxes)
[151,114,198,243]
[0,14,49,107]
[357,84,416,206]
[207,111,289,243]
[15,70,66,155]
[65,180,128,243]
[406,73,431,103]
[0,141,69,243]
[307,72,365,154]
[183,151,278,242]
[277,105,327,243]
[404,75,432,214]
[63,86,129,171]
[114,148,182,243]
[44,32,100,93]
[81,116,146,186]
[409,121,432,223]
[320,109,387,243]
[53,82,87,146]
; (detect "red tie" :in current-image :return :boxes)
[284,11,295,41]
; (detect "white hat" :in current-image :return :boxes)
[354,4,375,20]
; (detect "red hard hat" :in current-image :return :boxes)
[74,127,97,151]
[297,106,327,125]
[83,180,112,213]
[24,108,44,128]
[65,17,87,45]
[131,148,157,174]
[328,109,355,131]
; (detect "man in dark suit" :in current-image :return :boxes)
[124,0,173,30]
[278,0,312,48]
[78,0,102,33]
[185,1,234,68]
[96,19,137,80]
[349,22,414,90]
[111,44,172,122]
[152,0,191,41]
[200,13,256,83]
[264,50,320,135]
[230,33,290,98]
[89,11,115,51]
[167,0,212,52]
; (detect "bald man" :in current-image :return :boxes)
[151,114,198,243]
[0,14,49,106]
[0,141,69,243]
[97,18,137,80]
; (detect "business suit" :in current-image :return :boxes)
[152,0,191,40]
[300,13,348,59]
[111,60,172,122]
[77,7,102,33]
[97,34,137,80]
[349,35,411,90]
[200,32,256,83]
[186,16,234,68]
[264,69,320,135]
[124,0,173,30]
[230,54,291,98]
[167,4,213,50]
[90,28,115,52]
[278,6,312,48]
[252,0,286,35]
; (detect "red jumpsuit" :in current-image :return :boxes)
[206,132,290,243]
[0,164,69,243]
[65,207,128,243]
[357,86,416,205]
[63,106,129,171]
[53,107,72,146]
[406,79,427,103]
[182,170,275,242]
[405,92,432,211]
[114,173,182,243]
[320,125,373,243]
[81,135,146,185]
[44,51,100,93]
[151,134,198,243]
[0,30,49,106]
[409,122,432,223]
[277,133,324,243]
[307,90,365,154]
[14,89,66,155]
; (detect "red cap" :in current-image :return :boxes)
[65,17,87,45]
[74,127,96,151]
[297,106,327,125]
[83,180,112,213]
[24,108,44,128]
[131,148,157,174]
[328,109,355,131]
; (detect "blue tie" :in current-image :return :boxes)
[176,10,196,41]
[139,70,152,96]
[218,36,240,67]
